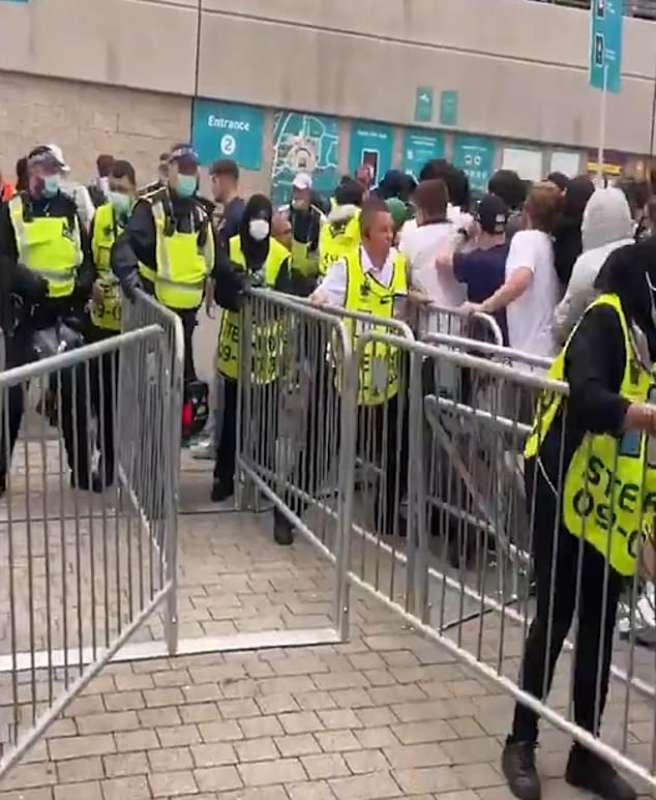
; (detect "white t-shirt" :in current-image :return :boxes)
[505,229,560,358]
[401,221,466,309]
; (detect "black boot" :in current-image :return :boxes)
[566,746,636,800]
[273,507,294,546]
[501,741,541,800]
[211,479,234,503]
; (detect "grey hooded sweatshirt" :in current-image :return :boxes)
[553,187,634,343]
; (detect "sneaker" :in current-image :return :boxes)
[190,438,215,460]
[501,741,541,800]
[273,508,294,546]
[211,479,234,503]
[566,746,636,800]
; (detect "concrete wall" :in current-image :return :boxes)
[0,71,191,188]
[1,0,654,183]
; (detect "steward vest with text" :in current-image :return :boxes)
[216,235,288,383]
[344,249,407,407]
[524,292,656,576]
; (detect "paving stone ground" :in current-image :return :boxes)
[0,448,654,799]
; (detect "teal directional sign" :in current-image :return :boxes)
[590,0,623,94]
[414,87,434,123]
[439,90,459,127]
[401,130,445,179]
[453,135,496,194]
[192,98,264,170]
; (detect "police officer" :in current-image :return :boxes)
[311,198,408,537]
[112,144,216,382]
[213,194,303,543]
[88,159,138,487]
[0,145,94,492]
[501,243,656,800]
[287,173,324,281]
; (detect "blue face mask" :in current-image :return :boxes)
[43,174,61,198]
[175,174,197,199]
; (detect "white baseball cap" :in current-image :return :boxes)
[292,172,312,191]
[45,144,71,173]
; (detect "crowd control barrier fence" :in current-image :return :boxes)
[417,302,504,348]
[236,290,656,792]
[0,310,180,778]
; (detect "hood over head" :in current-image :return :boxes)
[239,193,273,266]
[595,241,656,358]
[582,187,633,252]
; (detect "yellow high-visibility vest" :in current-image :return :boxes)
[344,249,407,407]
[318,209,361,277]
[8,194,81,299]
[217,235,289,383]
[525,292,656,576]
[290,204,324,278]
[147,195,213,310]
[90,202,122,331]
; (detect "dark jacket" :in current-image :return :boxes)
[553,176,595,286]
[538,242,656,489]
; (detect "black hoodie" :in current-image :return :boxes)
[214,193,307,310]
[536,241,656,491]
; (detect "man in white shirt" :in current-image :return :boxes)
[465,182,562,360]
[312,199,408,536]
[401,178,465,312]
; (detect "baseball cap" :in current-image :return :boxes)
[45,144,71,172]
[476,193,509,235]
[27,145,69,172]
[168,144,199,166]
[292,172,312,191]
[385,197,409,231]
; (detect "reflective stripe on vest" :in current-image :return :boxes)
[216,235,288,383]
[525,292,656,576]
[319,210,361,277]
[151,199,213,310]
[9,194,81,299]
[91,203,122,331]
[344,249,407,407]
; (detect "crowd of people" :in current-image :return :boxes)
[2,140,656,800]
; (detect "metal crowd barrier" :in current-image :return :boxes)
[343,334,656,792]
[0,324,178,779]
[234,289,656,792]
[417,302,504,348]
[121,288,185,655]
[235,289,415,639]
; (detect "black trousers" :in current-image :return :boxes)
[0,328,91,486]
[510,460,623,744]
[91,350,118,485]
[358,393,408,535]
[179,312,197,383]
[214,376,238,487]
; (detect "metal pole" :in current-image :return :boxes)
[597,63,609,185]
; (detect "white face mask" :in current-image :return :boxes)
[249,219,270,241]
